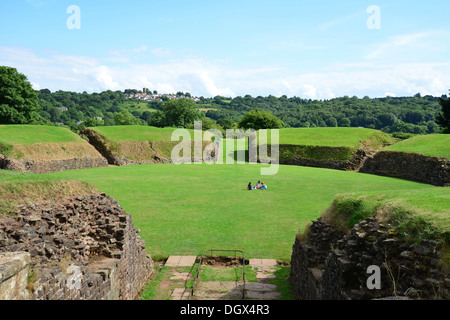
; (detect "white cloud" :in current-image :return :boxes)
[364,31,442,60]
[1,46,449,99]
[133,46,148,53]
[151,48,172,57]
[318,10,365,32]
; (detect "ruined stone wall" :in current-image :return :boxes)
[360,150,450,186]
[0,193,153,300]
[0,154,108,174]
[279,149,369,171]
[290,218,449,300]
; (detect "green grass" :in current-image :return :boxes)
[192,264,257,283]
[384,134,450,158]
[322,188,450,244]
[0,126,447,261]
[7,162,435,261]
[88,125,179,142]
[264,127,395,149]
[0,125,84,145]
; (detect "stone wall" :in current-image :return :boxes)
[360,150,450,186]
[0,193,153,300]
[279,149,369,171]
[290,218,449,300]
[0,154,108,174]
[258,144,369,171]
[82,128,219,166]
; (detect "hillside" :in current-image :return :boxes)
[384,134,450,158]
[35,89,444,135]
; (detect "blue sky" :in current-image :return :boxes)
[1,0,449,99]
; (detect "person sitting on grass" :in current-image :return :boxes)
[248,182,253,190]
[255,180,261,189]
[260,182,267,190]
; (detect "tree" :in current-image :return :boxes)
[338,117,351,127]
[149,110,166,127]
[436,93,450,133]
[0,66,42,124]
[160,98,203,128]
[113,110,143,125]
[238,109,285,130]
[217,118,237,130]
[81,117,104,128]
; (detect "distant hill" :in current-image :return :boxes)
[35,89,445,135]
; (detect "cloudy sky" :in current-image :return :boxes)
[1,0,449,99]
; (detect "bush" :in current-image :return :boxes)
[391,132,416,140]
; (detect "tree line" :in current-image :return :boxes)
[1,66,449,135]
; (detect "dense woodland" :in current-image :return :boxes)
[36,89,446,135]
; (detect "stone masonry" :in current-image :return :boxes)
[0,193,153,300]
[290,218,449,300]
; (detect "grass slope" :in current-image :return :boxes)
[265,127,395,149]
[86,125,217,161]
[88,125,181,142]
[384,134,450,158]
[0,125,84,145]
[0,125,101,160]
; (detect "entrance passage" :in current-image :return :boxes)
[163,251,282,300]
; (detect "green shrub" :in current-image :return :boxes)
[391,132,416,140]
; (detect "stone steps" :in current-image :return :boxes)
[164,256,282,300]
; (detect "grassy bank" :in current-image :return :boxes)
[0,171,97,217]
[260,127,395,162]
[0,125,102,160]
[265,127,395,149]
[384,134,450,158]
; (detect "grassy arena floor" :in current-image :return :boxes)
[32,162,440,261]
